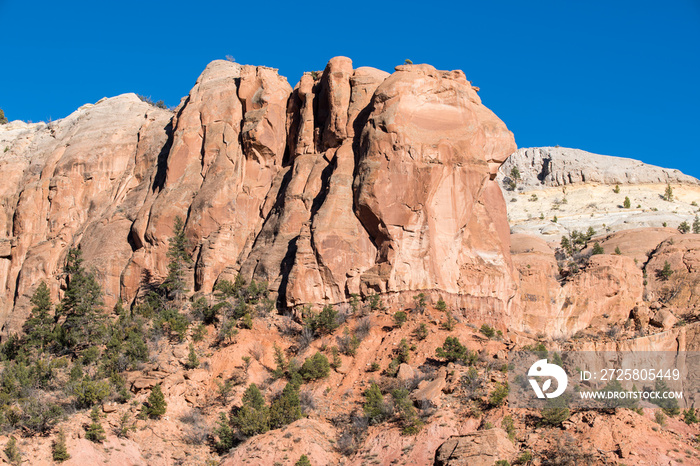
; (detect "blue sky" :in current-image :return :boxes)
[1,0,698,177]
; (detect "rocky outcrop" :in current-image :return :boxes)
[499,147,700,241]
[0,57,517,333]
[511,234,645,337]
[499,146,699,189]
[645,234,700,310]
[434,428,517,466]
[0,95,173,332]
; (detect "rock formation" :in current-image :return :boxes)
[498,146,700,240]
[0,57,517,334]
[499,146,699,189]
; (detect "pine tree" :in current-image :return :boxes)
[144,384,167,418]
[659,261,674,281]
[623,196,631,208]
[363,382,390,424]
[663,183,674,202]
[52,429,70,462]
[4,436,20,465]
[592,242,605,255]
[296,455,312,466]
[185,343,200,369]
[694,216,700,234]
[233,383,269,436]
[269,382,302,429]
[85,407,106,443]
[560,236,572,255]
[214,412,235,453]
[678,221,690,234]
[59,249,106,350]
[23,281,55,352]
[162,216,192,300]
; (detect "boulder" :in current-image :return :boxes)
[649,308,678,330]
[434,428,517,466]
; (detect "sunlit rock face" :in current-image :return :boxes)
[0,57,518,333]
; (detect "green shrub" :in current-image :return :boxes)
[651,379,680,415]
[85,407,106,443]
[515,451,533,465]
[272,344,287,379]
[330,346,342,370]
[663,183,674,202]
[19,398,63,434]
[442,311,456,331]
[393,311,407,328]
[623,196,631,208]
[366,293,385,311]
[269,383,302,429]
[115,411,136,438]
[679,221,691,234]
[52,429,70,462]
[363,382,391,424]
[73,377,111,408]
[414,323,428,340]
[144,384,167,418]
[502,415,516,440]
[684,408,699,424]
[658,261,674,281]
[4,436,20,465]
[191,322,207,342]
[185,344,200,369]
[233,384,269,436]
[296,454,312,466]
[299,352,330,381]
[489,382,509,407]
[413,293,426,313]
[392,388,422,435]
[396,339,410,364]
[591,242,605,255]
[541,398,570,426]
[479,324,495,338]
[435,336,475,364]
[0,109,7,125]
[214,412,235,453]
[435,298,447,312]
[655,410,666,425]
[313,305,339,334]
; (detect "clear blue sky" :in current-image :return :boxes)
[1,0,698,177]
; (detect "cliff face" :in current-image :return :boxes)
[0,57,517,333]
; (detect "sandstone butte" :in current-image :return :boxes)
[0,57,518,335]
